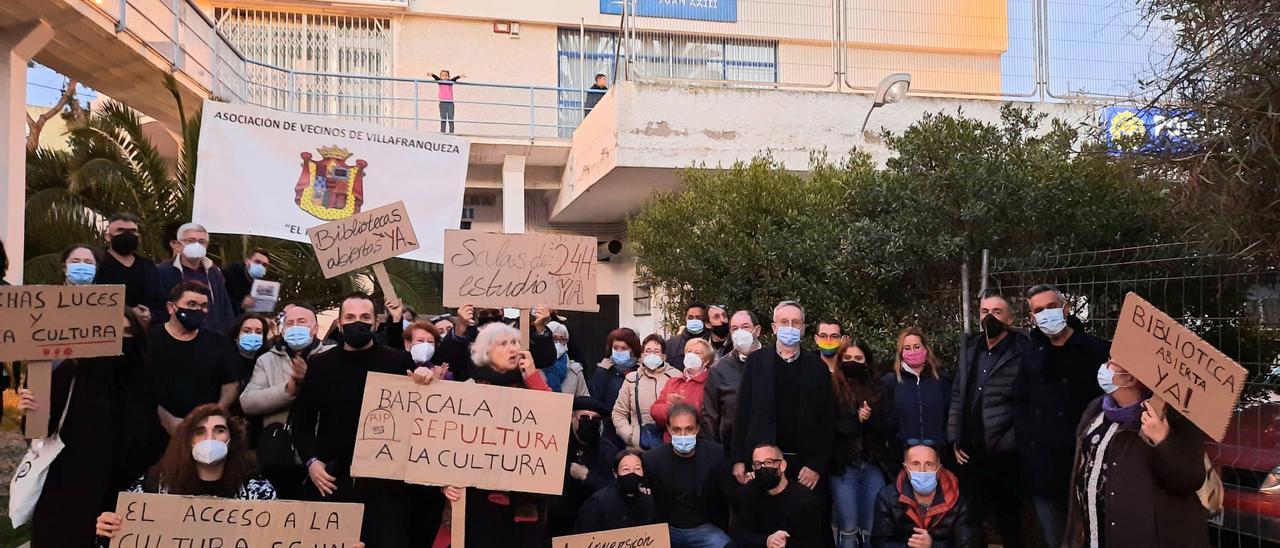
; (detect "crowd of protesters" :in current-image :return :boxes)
[0,215,1214,548]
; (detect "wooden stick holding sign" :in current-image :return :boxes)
[372,263,398,303]
[451,489,466,547]
[0,285,125,439]
[1111,292,1249,441]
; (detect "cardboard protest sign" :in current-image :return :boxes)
[553,524,671,548]
[110,493,363,548]
[306,200,419,278]
[1112,292,1248,441]
[442,230,599,312]
[0,285,125,361]
[351,372,573,495]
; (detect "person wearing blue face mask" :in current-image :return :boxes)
[230,314,269,388]
[641,403,732,548]
[733,301,836,499]
[666,303,710,370]
[224,248,270,317]
[1013,284,1110,547]
[871,442,978,547]
[240,302,334,499]
[61,244,99,286]
[612,334,679,450]
[589,328,644,451]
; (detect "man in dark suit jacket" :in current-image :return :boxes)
[731,301,835,490]
[948,294,1029,548]
[643,403,732,548]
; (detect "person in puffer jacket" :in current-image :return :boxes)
[871,443,980,548]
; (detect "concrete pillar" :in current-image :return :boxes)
[0,21,54,284]
[502,155,527,234]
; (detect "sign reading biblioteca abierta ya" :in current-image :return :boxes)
[193,101,468,263]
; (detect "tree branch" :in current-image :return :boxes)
[26,78,79,151]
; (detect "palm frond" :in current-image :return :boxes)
[22,253,68,285]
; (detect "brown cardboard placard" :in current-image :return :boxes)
[1111,292,1248,441]
[306,200,419,278]
[0,285,126,362]
[442,230,600,312]
[24,360,52,439]
[109,492,363,548]
[553,524,671,548]
[351,372,573,495]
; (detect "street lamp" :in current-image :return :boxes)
[859,72,911,133]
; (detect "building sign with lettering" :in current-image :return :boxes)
[600,0,737,22]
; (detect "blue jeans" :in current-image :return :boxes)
[1032,494,1067,547]
[830,463,886,548]
[669,523,731,548]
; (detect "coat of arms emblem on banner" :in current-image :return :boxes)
[295,146,367,220]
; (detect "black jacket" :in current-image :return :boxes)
[223,261,253,316]
[872,469,979,548]
[882,370,951,447]
[642,439,730,530]
[573,484,659,534]
[549,435,616,536]
[702,351,748,446]
[1063,397,1209,548]
[732,347,835,473]
[732,481,824,548]
[833,371,898,474]
[947,331,1028,454]
[1014,318,1109,496]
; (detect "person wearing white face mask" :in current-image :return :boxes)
[612,334,679,450]
[545,321,589,396]
[240,302,334,499]
[1014,284,1111,548]
[651,338,715,445]
[704,310,761,454]
[95,405,279,540]
[152,222,236,335]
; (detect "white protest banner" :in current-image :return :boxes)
[110,493,363,548]
[1112,292,1248,441]
[442,230,600,312]
[193,100,469,263]
[553,524,671,548]
[351,373,573,496]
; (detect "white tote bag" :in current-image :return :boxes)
[8,378,75,527]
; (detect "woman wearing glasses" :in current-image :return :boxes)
[1062,360,1208,548]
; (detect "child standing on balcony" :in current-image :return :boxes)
[430,69,464,134]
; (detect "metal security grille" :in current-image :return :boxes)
[213,7,392,121]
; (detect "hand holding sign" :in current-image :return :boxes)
[443,230,599,312]
[1141,398,1170,446]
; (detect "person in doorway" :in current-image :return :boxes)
[732,301,835,492]
[815,318,844,371]
[614,334,680,450]
[666,302,710,367]
[240,301,332,500]
[223,248,270,316]
[430,69,465,133]
[442,322,554,547]
[643,403,732,548]
[96,212,159,324]
[831,339,897,548]
[652,338,714,443]
[947,294,1028,548]
[1062,361,1209,548]
[591,328,643,450]
[732,444,825,548]
[153,222,235,335]
[703,310,761,449]
[1014,284,1109,547]
[574,448,660,533]
[149,282,240,437]
[584,73,609,116]
[290,292,417,547]
[871,441,979,548]
[60,243,98,286]
[882,328,951,450]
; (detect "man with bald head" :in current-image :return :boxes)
[872,442,978,547]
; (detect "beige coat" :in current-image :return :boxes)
[611,364,678,449]
[239,342,334,426]
[560,360,590,397]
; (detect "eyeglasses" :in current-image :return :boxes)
[179,237,209,247]
[906,438,938,448]
[751,458,784,470]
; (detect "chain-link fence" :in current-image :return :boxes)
[985,240,1280,547]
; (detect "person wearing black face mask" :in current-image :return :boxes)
[829,339,896,548]
[290,292,417,548]
[96,212,160,325]
[549,397,618,536]
[574,449,660,533]
[148,282,240,440]
[947,293,1030,548]
[707,305,732,357]
[732,444,823,548]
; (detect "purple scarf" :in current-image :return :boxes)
[1101,392,1151,429]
